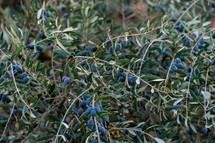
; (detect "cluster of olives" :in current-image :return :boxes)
[62,76,71,85]
[62,95,114,142]
[0,58,40,89]
[173,18,215,136]
[12,106,22,115]
[28,44,44,52]
[113,72,138,84]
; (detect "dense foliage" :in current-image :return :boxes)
[0,0,215,142]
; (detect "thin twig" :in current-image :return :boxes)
[10,65,30,109]
[0,104,15,141]
[53,86,93,143]
[75,56,166,94]
[174,0,200,27]
[138,39,161,76]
